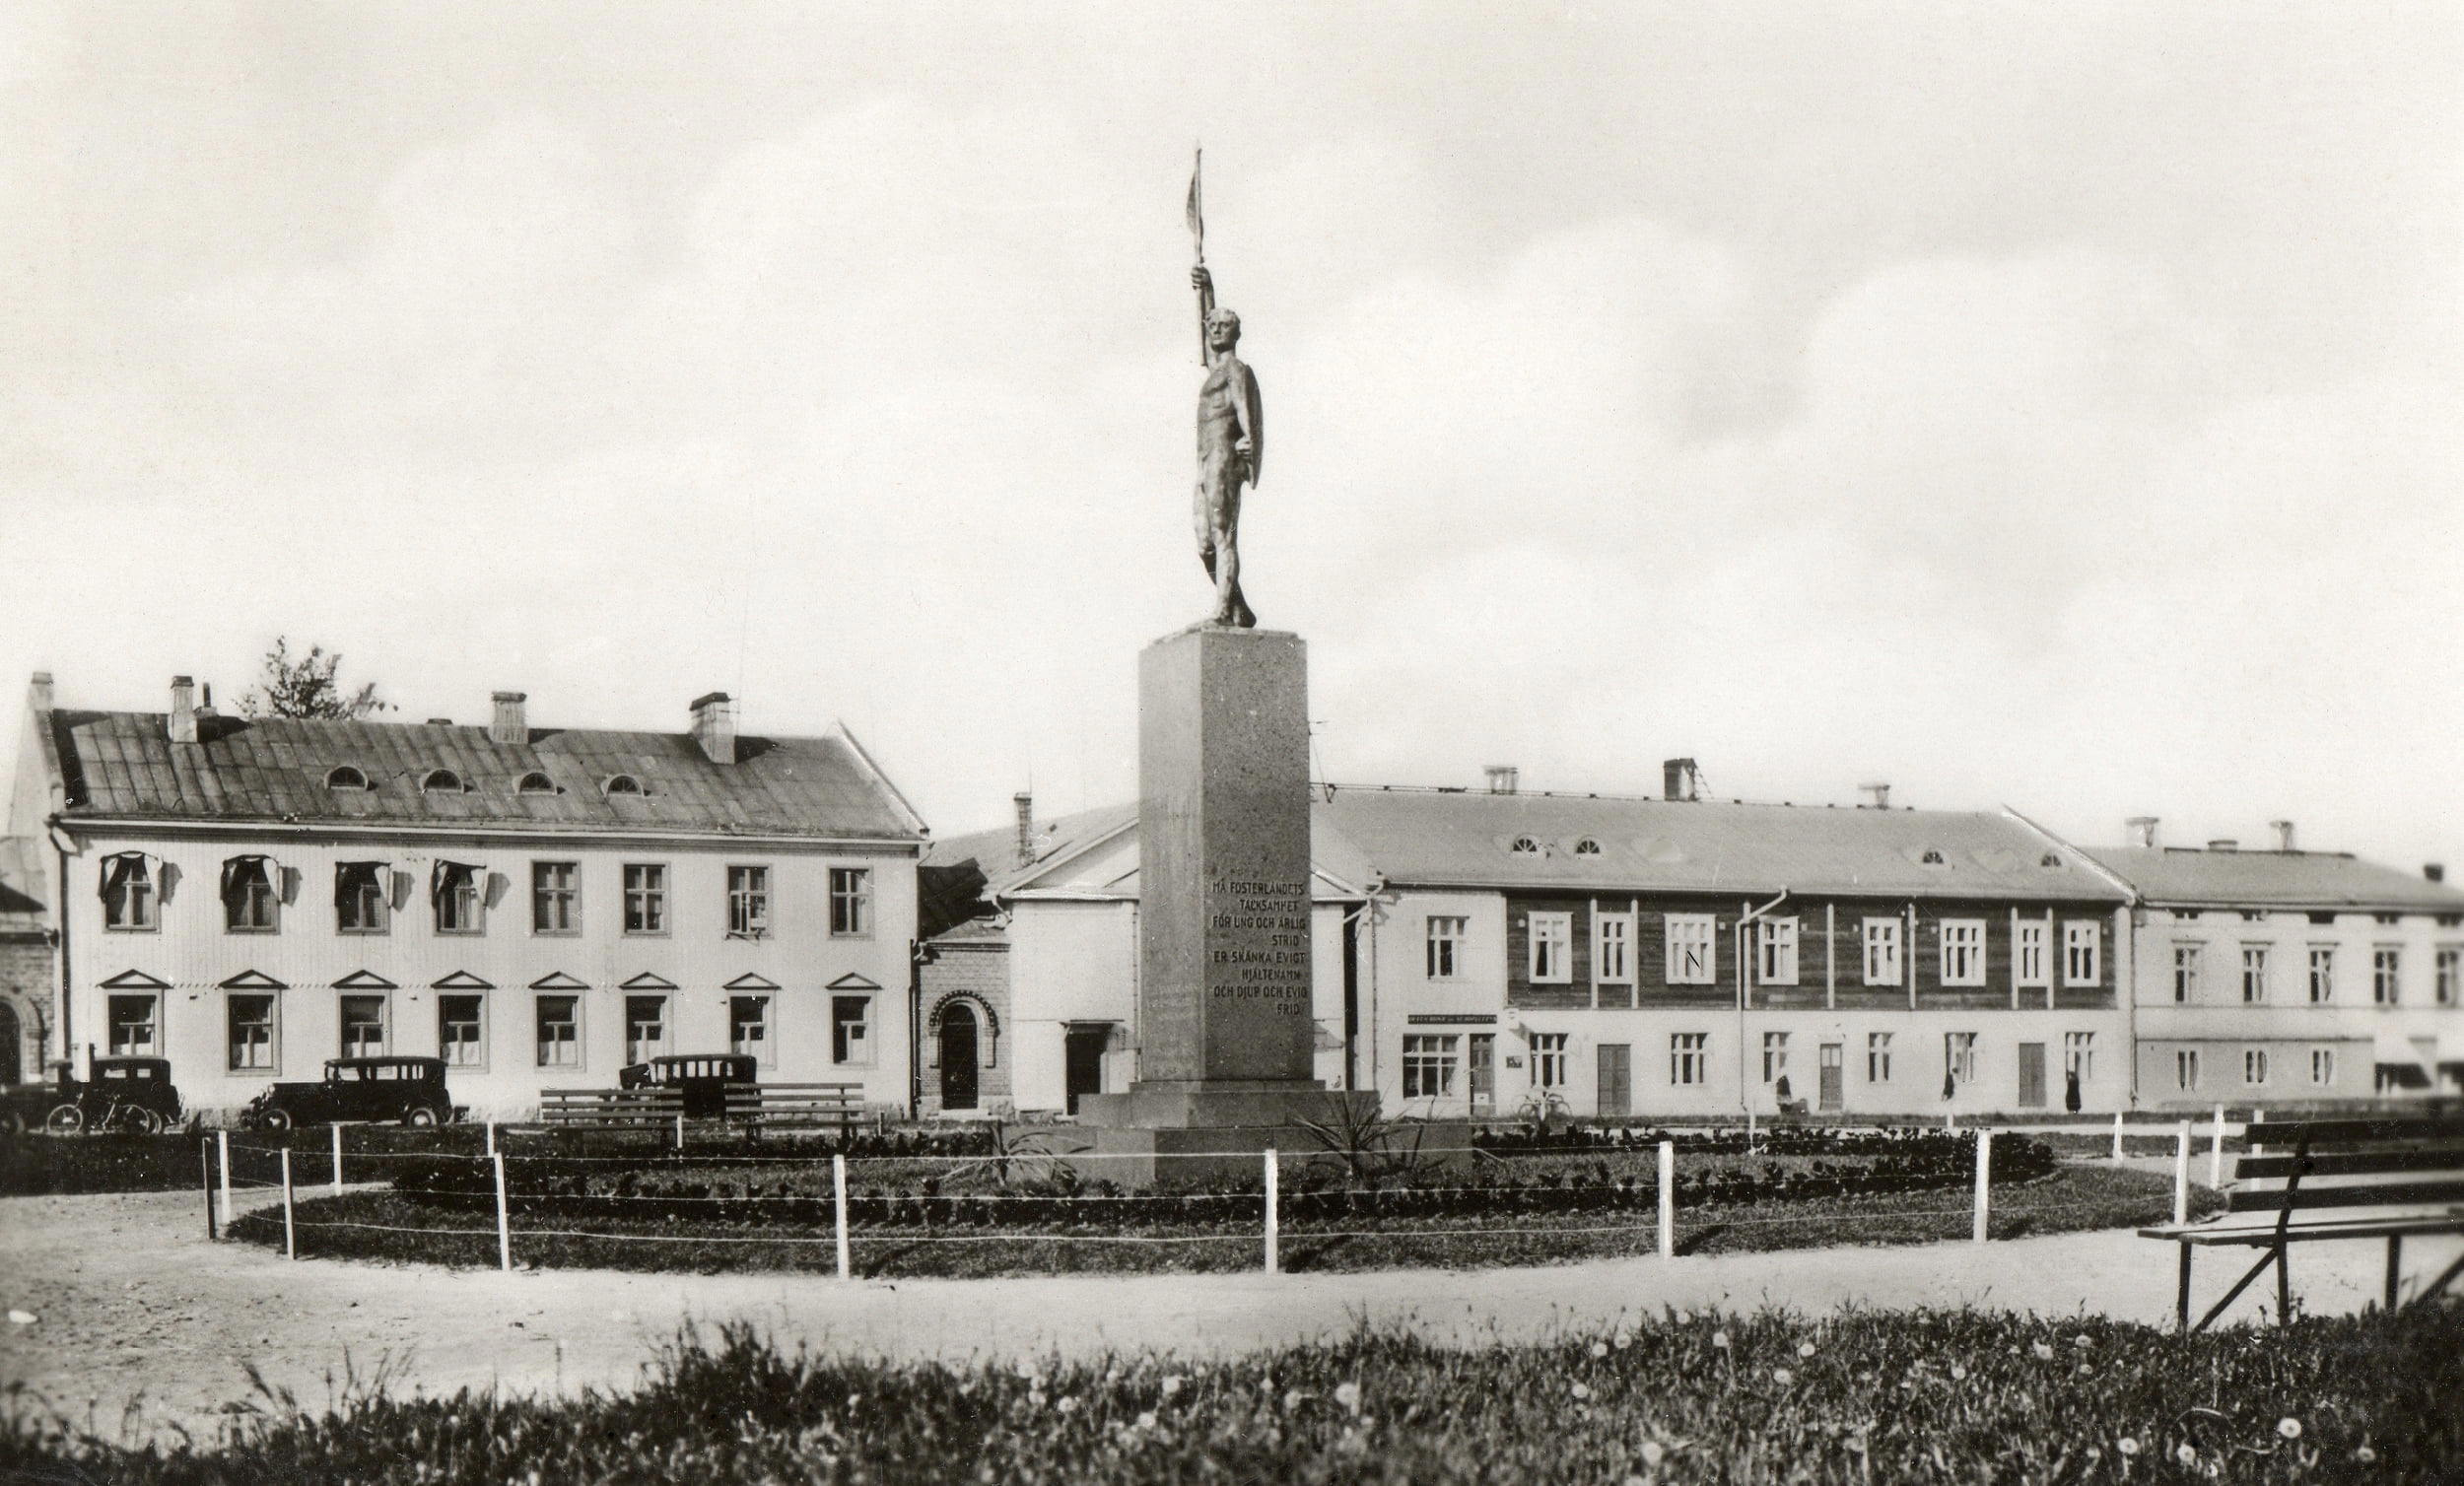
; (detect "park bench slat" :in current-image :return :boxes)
[2235,1147,2464,1181]
[2249,1118,2464,1148]
[2224,1179,2464,1214]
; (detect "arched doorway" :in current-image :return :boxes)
[0,1001,20,1086]
[938,1002,979,1111]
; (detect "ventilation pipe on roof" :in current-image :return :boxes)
[1483,765,1520,796]
[689,691,737,765]
[2208,839,2239,852]
[2270,819,2296,852]
[1014,792,1036,868]
[2127,816,2160,848]
[1859,781,1890,809]
[2428,864,2446,884]
[169,676,198,745]
[1663,758,1701,803]
[197,683,216,719]
[489,691,528,747]
[27,672,51,712]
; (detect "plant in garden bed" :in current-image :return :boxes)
[10,1305,2456,1482]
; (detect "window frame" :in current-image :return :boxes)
[622,863,669,937]
[334,861,390,935]
[1866,1031,1893,1082]
[624,994,669,1066]
[1761,1030,1790,1085]
[2172,942,2203,1003]
[2241,943,2270,1003]
[2014,920,2049,988]
[439,993,487,1070]
[433,862,485,936]
[2175,1047,2201,1092]
[1527,912,1573,983]
[2371,946,2402,1005]
[726,864,773,938]
[2061,920,2099,986]
[1669,1032,1708,1086]
[1940,918,1986,987]
[730,993,775,1066]
[1425,915,1467,979]
[1755,917,1800,986]
[1863,917,1903,986]
[1401,1035,1460,1100]
[1665,914,1716,985]
[2306,944,2335,1004]
[2309,1047,2336,1086]
[100,853,159,932]
[1596,912,1633,983]
[106,993,160,1058]
[2063,1031,2094,1082]
[338,993,389,1058]
[222,855,281,934]
[1528,1032,1568,1090]
[531,860,581,936]
[832,994,875,1067]
[534,993,582,1069]
[829,866,873,938]
[2437,947,2461,1007]
[1944,1031,1977,1086]
[2243,1047,2269,1085]
[227,990,278,1073]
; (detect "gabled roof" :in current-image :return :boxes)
[34,709,924,843]
[1319,786,2127,903]
[2085,846,2464,912]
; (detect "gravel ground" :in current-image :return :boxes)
[3,1184,2454,1449]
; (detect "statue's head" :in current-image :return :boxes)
[1205,306,1242,349]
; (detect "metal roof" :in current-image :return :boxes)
[37,709,924,843]
[1318,786,2128,903]
[2085,846,2464,912]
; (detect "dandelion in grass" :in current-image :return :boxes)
[1283,1389,1305,1412]
[1949,1365,1966,1382]
[2074,1334,2092,1349]
[2031,1341,2056,1361]
[1797,1341,1815,1359]
[1612,1331,1633,1351]
[1571,1382,1593,1400]
[2355,1445,2376,1463]
[1161,1376,1184,1398]
[1639,1440,1667,1468]
[1135,1411,1157,1431]
[2276,1419,2301,1441]
[1674,1310,1691,1324]
[1711,1331,1730,1350]
[1334,1382,1361,1414]
[1770,1368,1794,1385]
[1057,1397,1078,1416]
[2174,1443,2197,1467]
[1591,1341,1609,1359]
[2115,1438,2139,1457]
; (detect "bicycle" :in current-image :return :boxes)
[45,1090,170,1135]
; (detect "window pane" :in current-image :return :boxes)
[339,995,387,1057]
[440,995,484,1067]
[831,868,872,935]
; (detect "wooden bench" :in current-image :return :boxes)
[723,1083,863,1134]
[538,1087,685,1132]
[2140,1115,2464,1331]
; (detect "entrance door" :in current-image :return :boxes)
[1597,1043,1631,1117]
[1467,1034,1495,1115]
[1063,1025,1109,1115]
[2018,1042,2047,1109]
[1817,1043,1844,1112]
[938,1004,979,1111]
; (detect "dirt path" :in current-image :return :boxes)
[3,1187,2455,1449]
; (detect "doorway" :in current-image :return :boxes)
[1467,1034,1495,1116]
[1063,1024,1111,1115]
[1596,1043,1631,1117]
[2017,1042,2047,1109]
[0,1001,19,1085]
[938,1003,979,1111]
[1817,1043,1844,1113]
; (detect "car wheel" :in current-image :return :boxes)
[124,1107,167,1135]
[402,1104,439,1128]
[2,1108,25,1136]
[43,1104,84,1135]
[259,1108,295,1132]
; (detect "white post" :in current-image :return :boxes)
[493,1151,513,1272]
[331,1122,344,1197]
[1746,1108,1756,1148]
[2112,1110,2125,1161]
[280,1147,297,1260]
[1657,1140,1675,1258]
[1946,1110,1956,1131]
[1972,1130,1993,1244]
[2172,1120,2191,1225]
[2209,1105,2225,1189]
[675,1113,685,1152]
[201,1140,217,1243]
[832,1153,852,1281]
[217,1128,233,1230]
[1264,1146,1280,1275]
[486,1119,496,1157]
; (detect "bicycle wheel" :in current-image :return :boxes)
[122,1106,167,1135]
[43,1104,84,1135]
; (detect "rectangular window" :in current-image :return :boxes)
[223,856,279,932]
[2306,945,2335,1004]
[730,994,772,1064]
[440,995,484,1068]
[2062,921,2100,985]
[1866,1031,1892,1082]
[2175,1048,2201,1092]
[1529,1032,1568,1090]
[727,865,771,937]
[531,861,580,934]
[434,861,484,934]
[339,995,387,1058]
[1945,1032,1977,1086]
[624,995,667,1065]
[1755,918,1799,985]
[335,861,389,934]
[2064,1031,2094,1082]
[106,994,158,1057]
[2438,948,2461,1007]
[1670,1032,1708,1086]
[1596,913,1632,982]
[1528,912,1572,982]
[535,995,580,1068]
[2015,920,2049,987]
[2309,1047,2336,1086]
[2372,947,2402,1005]
[1666,915,1716,984]
[833,995,874,1066]
[623,864,667,935]
[1402,1035,1459,1099]
[227,993,276,1071]
[1864,918,1903,985]
[2172,943,2202,1003]
[2244,1048,2269,1085]
[1426,916,1467,979]
[830,867,872,936]
[2242,945,2270,1003]
[1761,1030,1790,1084]
[1940,920,1986,986]
[101,854,158,931]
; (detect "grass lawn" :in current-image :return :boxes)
[7,1305,2451,1483]
[228,1165,2209,1278]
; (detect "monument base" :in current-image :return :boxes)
[1074,1083,1469,1185]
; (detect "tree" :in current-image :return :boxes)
[239,637,394,720]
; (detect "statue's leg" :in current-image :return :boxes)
[1194,481,1216,580]
[1213,481,1247,627]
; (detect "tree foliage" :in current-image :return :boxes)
[239,637,394,721]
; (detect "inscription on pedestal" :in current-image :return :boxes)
[1207,871,1312,1016]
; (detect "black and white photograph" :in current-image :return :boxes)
[1,3,2459,1481]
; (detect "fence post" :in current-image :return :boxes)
[2112,1110,2125,1161]
[832,1153,852,1281]
[2209,1105,2225,1189]
[2172,1120,2191,1225]
[493,1151,513,1273]
[280,1147,297,1260]
[217,1128,233,1231]
[1972,1130,1993,1244]
[201,1139,217,1243]
[675,1113,685,1152]
[486,1119,496,1158]
[1657,1139,1675,1258]
[1264,1145,1280,1275]
[331,1122,344,1197]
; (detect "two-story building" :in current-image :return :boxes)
[2088,821,2464,1110]
[7,673,927,1119]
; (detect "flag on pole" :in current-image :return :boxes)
[1185,147,1204,262]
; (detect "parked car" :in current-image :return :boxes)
[34,1057,186,1134]
[244,1056,454,1128]
[619,1052,757,1119]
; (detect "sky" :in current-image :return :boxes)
[2,1,2457,869]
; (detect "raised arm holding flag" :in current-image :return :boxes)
[1183,148,1265,629]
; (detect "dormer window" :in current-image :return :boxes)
[2039,852,2062,868]
[1510,836,1540,855]
[1573,838,1603,856]
[422,769,464,793]
[1921,849,1947,865]
[325,766,369,790]
[602,775,644,797]
[516,773,557,795]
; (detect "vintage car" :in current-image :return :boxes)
[618,1052,758,1119]
[24,1057,187,1134]
[244,1055,455,1128]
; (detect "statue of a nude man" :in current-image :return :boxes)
[1191,264,1263,629]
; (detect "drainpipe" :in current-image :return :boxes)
[1340,901,1366,1091]
[907,938,925,1118]
[1735,888,1792,1115]
[47,822,74,1074]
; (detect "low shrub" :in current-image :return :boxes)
[0,1129,213,1196]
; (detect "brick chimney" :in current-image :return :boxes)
[169,676,198,745]
[1663,758,1699,803]
[489,691,528,746]
[27,672,52,712]
[1859,781,1891,809]
[1483,765,1520,796]
[690,692,737,765]
[2270,819,2296,852]
[2428,863,2446,884]
[1014,792,1036,868]
[2127,816,2159,848]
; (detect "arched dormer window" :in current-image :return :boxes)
[421,769,464,793]
[602,775,644,797]
[1510,836,1540,855]
[516,772,556,795]
[1920,848,1947,865]
[2040,852,2063,868]
[324,766,368,790]
[1573,838,1602,855]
